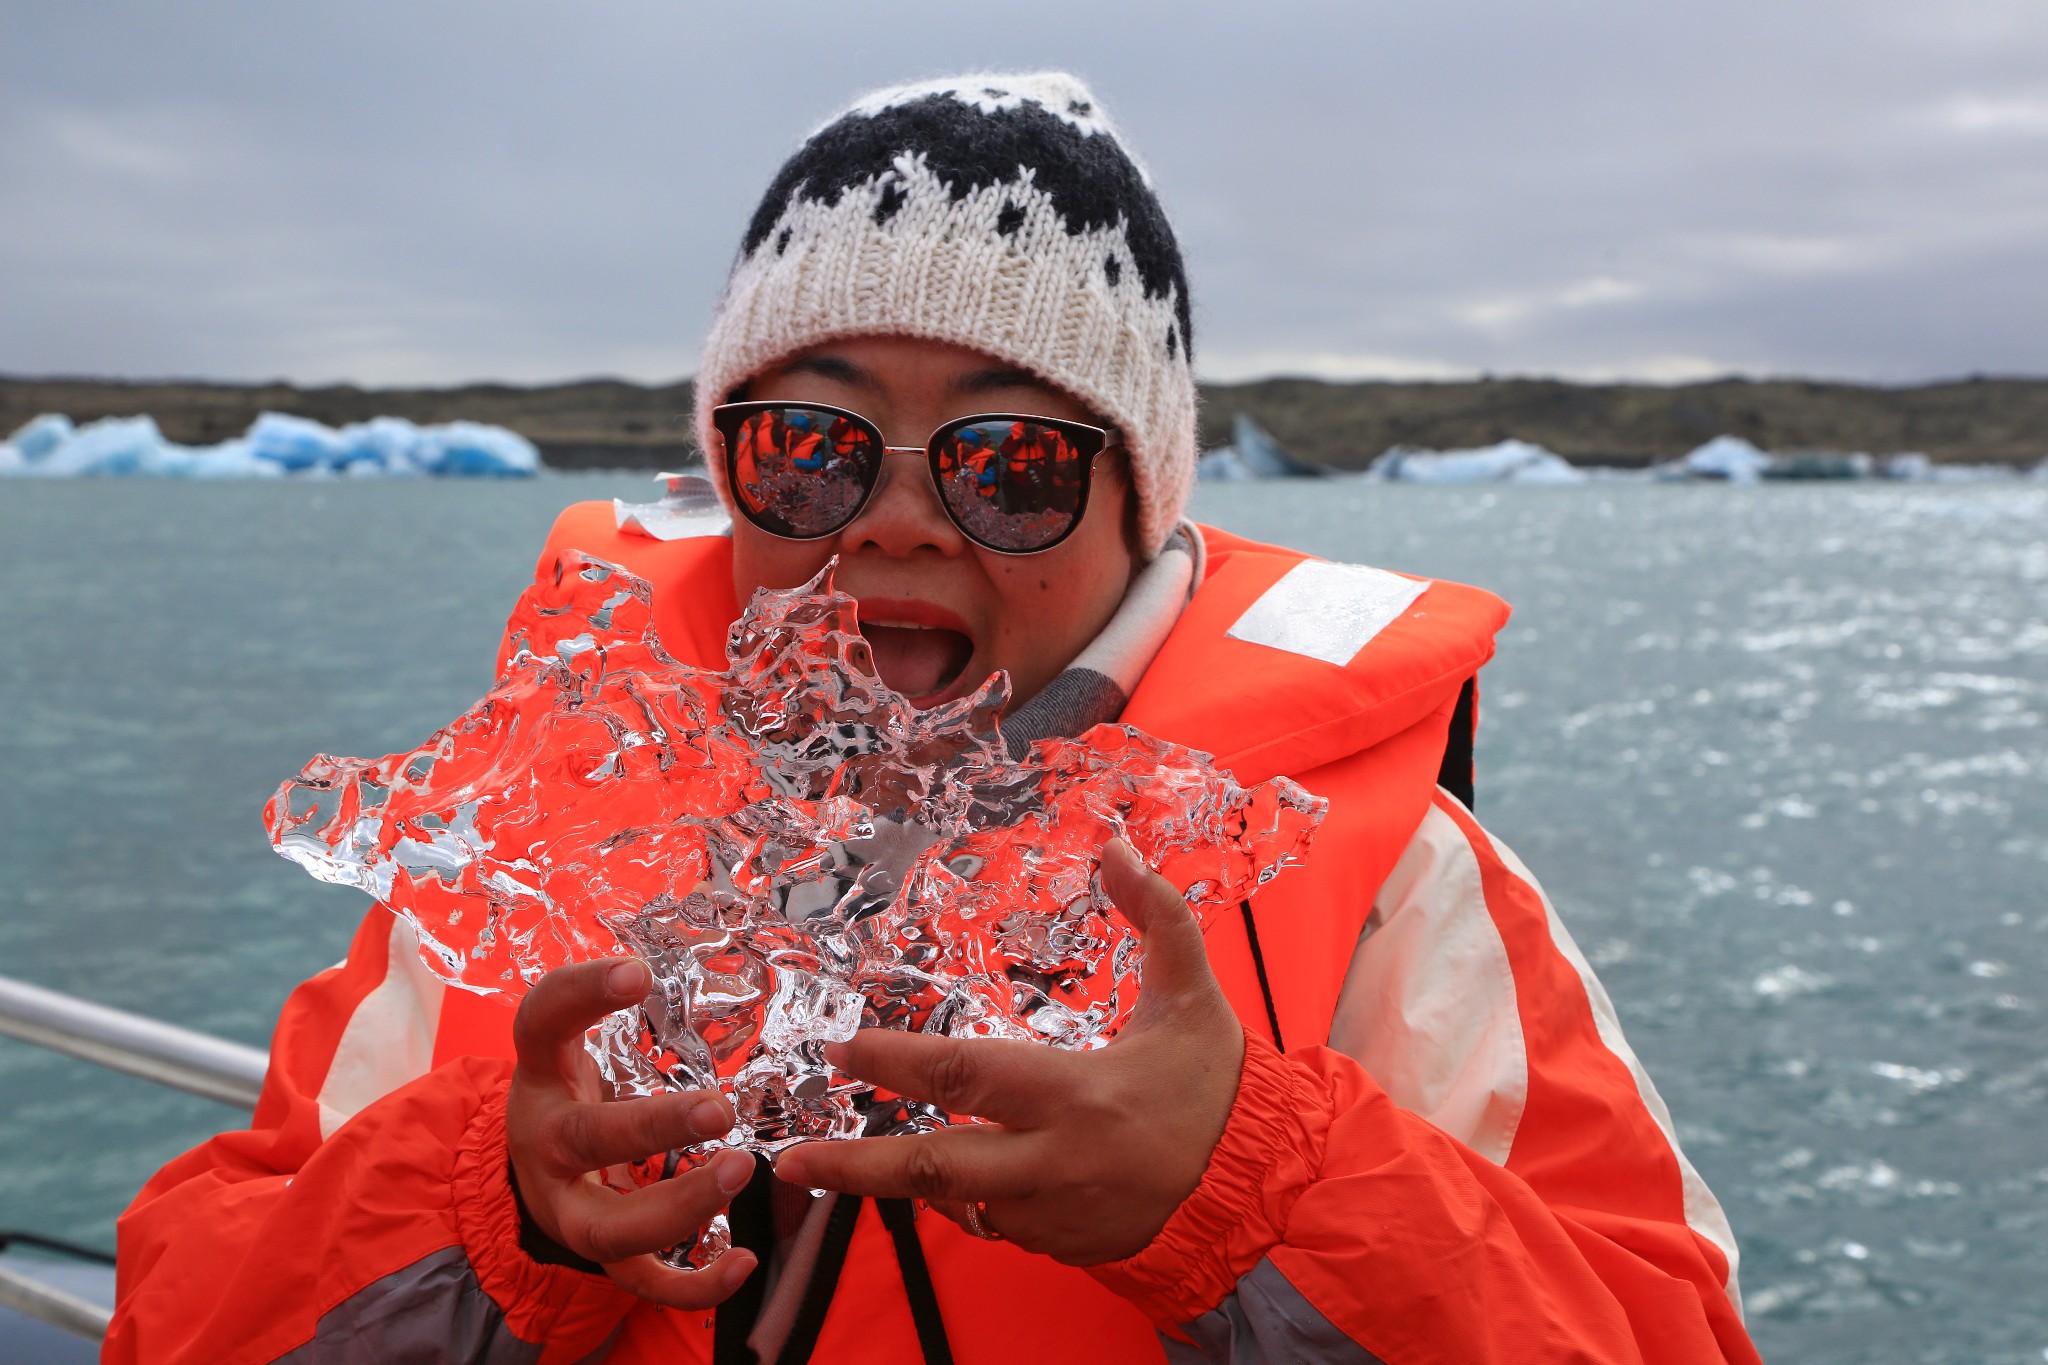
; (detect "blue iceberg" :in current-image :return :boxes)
[8,413,75,461]
[1672,436,1772,484]
[1197,414,1333,481]
[1365,439,1588,485]
[1877,453,2022,483]
[1,411,540,478]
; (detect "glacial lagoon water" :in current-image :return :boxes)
[1,475,2042,1363]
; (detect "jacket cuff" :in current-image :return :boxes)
[1087,1027,1324,1326]
[451,1074,639,1363]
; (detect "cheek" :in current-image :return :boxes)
[983,519,1134,655]
[986,547,1092,608]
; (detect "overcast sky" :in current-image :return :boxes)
[4,0,2046,387]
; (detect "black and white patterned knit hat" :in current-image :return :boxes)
[693,72,1197,556]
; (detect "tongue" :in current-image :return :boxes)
[862,625,972,700]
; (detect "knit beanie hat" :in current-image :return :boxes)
[693,72,1198,557]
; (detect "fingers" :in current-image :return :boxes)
[606,1247,757,1310]
[823,1029,1069,1128]
[513,957,651,1081]
[1100,839,1211,989]
[529,1089,735,1177]
[556,1149,755,1264]
[773,1124,1042,1204]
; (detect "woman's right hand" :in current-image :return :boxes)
[506,956,757,1307]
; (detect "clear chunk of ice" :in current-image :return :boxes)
[266,551,1323,1218]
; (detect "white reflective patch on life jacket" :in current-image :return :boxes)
[614,471,731,542]
[1331,802,1527,1165]
[317,916,446,1139]
[1226,559,1431,667]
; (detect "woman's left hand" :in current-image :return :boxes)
[771,838,1247,1266]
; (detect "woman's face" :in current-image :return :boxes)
[728,335,1140,712]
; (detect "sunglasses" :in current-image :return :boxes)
[711,401,1113,555]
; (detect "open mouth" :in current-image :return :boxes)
[860,623,975,703]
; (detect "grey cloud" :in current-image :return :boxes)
[2,0,2044,385]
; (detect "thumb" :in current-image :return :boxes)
[1100,839,1213,996]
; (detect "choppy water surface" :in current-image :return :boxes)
[1,478,2042,1363]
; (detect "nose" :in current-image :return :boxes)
[840,447,968,558]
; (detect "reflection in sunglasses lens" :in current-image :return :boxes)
[936,420,1086,552]
[732,408,874,537]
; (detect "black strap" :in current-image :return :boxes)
[778,1192,866,1365]
[712,1157,778,1365]
[713,1182,954,1365]
[1239,900,1285,1052]
[1436,676,1477,810]
[879,1198,955,1365]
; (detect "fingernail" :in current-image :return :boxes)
[724,1250,756,1285]
[687,1100,729,1136]
[712,1150,753,1194]
[606,960,647,997]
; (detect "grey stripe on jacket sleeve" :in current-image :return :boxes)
[271,1245,540,1365]
[1162,1257,1385,1365]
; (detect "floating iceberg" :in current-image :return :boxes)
[0,411,539,478]
[8,413,74,461]
[267,554,1322,1203]
[0,414,276,479]
[1878,453,2021,483]
[1665,439,2026,483]
[1760,450,1873,481]
[1674,436,1772,484]
[1197,414,1332,481]
[1366,438,1588,485]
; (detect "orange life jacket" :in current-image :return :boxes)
[420,501,1509,1362]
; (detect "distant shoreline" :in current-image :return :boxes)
[7,373,2045,471]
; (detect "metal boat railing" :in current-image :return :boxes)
[0,971,268,1342]
[0,1259,115,1343]
[0,973,268,1109]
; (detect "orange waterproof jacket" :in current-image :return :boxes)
[110,507,1760,1364]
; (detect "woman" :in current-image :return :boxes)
[110,73,1759,1364]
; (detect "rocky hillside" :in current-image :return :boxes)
[6,373,2044,471]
